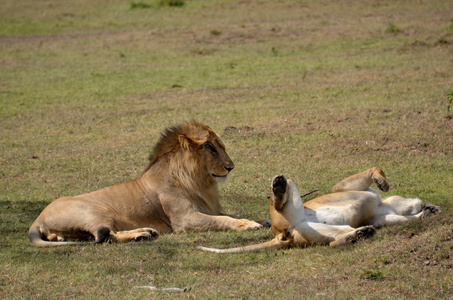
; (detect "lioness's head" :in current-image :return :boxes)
[147,122,234,184]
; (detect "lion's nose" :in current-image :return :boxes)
[225,166,234,173]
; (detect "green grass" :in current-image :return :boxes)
[1,0,453,298]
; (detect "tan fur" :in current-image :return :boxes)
[198,167,441,253]
[29,122,263,247]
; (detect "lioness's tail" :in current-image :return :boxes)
[197,232,292,254]
[28,223,85,247]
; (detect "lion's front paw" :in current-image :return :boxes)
[237,219,263,231]
[421,204,442,219]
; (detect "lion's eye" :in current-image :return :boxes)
[204,142,218,154]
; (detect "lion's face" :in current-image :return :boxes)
[200,137,235,184]
[170,123,235,185]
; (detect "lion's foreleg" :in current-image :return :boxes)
[178,212,263,232]
[219,213,271,228]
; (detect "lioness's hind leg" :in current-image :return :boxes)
[370,214,420,228]
[380,197,441,220]
[382,196,423,215]
[369,203,440,228]
[421,204,442,218]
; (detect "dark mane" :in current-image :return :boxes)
[144,124,184,172]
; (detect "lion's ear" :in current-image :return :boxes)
[178,135,202,151]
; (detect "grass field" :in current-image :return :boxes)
[1,0,453,298]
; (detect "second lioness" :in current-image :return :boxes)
[198,167,441,253]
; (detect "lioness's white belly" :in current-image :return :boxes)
[305,206,356,225]
[305,202,377,228]
[302,190,381,227]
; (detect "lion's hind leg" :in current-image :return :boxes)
[94,227,159,244]
[109,228,159,243]
[43,200,158,244]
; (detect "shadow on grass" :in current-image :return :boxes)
[1,200,47,232]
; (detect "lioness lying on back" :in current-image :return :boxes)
[198,168,441,253]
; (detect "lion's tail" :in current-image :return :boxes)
[28,223,85,247]
[197,232,292,254]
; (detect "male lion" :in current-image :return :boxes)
[198,167,441,253]
[29,122,264,247]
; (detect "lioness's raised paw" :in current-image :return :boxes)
[272,175,287,196]
[421,204,442,219]
[373,177,389,192]
[271,175,288,211]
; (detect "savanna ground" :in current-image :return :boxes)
[1,0,453,298]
